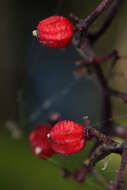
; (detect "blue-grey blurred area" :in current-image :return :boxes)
[0,0,102,124]
[21,0,103,128]
[25,37,102,126]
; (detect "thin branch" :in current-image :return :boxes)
[113,125,127,139]
[76,50,118,65]
[94,50,118,65]
[108,52,120,79]
[110,89,127,103]
[109,140,127,190]
[61,121,122,183]
[89,0,122,43]
[84,117,115,144]
[76,0,115,31]
[72,143,122,183]
[61,0,125,187]
[79,38,113,133]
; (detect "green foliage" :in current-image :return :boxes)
[0,130,122,190]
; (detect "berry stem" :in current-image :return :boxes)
[84,117,115,144]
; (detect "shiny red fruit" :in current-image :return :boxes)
[29,124,54,159]
[49,120,86,155]
[34,16,74,48]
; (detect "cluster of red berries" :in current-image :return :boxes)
[33,16,74,48]
[29,120,87,160]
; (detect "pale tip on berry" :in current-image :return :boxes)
[35,146,42,155]
[47,133,51,139]
[32,30,37,37]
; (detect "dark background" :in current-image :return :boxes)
[0,0,104,121]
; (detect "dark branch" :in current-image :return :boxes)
[62,0,125,187]
[76,50,118,65]
[84,117,115,144]
[113,125,127,139]
[78,38,113,133]
[76,0,115,31]
[61,120,122,183]
[109,139,127,190]
[110,89,127,103]
[89,0,122,43]
[70,143,122,183]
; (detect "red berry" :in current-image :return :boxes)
[29,124,54,159]
[33,16,74,48]
[49,120,86,155]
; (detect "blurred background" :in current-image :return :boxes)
[0,0,127,189]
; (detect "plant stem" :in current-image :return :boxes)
[78,0,115,31]
[109,140,127,190]
[89,0,122,43]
